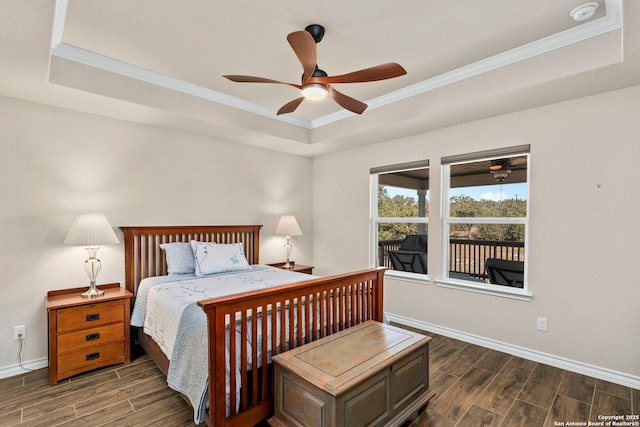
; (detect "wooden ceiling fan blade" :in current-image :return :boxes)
[277,97,305,115]
[314,63,407,84]
[287,31,317,83]
[328,86,367,114]
[223,75,302,89]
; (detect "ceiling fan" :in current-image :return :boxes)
[489,157,527,182]
[489,159,512,172]
[223,24,407,115]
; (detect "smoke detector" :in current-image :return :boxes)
[570,2,599,21]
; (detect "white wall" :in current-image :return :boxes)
[0,95,313,373]
[313,85,640,385]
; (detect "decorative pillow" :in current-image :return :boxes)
[159,242,195,274]
[190,241,250,276]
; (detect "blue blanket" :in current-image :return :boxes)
[167,302,209,424]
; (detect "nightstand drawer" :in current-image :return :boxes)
[57,340,125,376]
[57,300,125,333]
[57,323,125,353]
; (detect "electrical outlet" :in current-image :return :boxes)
[14,325,26,340]
[536,317,548,332]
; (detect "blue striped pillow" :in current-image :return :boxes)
[160,242,195,274]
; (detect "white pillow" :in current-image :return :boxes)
[190,241,250,276]
[159,242,195,275]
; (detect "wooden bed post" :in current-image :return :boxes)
[121,227,136,294]
[375,267,385,322]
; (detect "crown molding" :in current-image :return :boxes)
[51,0,622,131]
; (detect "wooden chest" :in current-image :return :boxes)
[269,321,434,427]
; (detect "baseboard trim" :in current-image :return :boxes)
[0,358,48,380]
[386,312,640,389]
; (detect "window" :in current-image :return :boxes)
[371,161,429,278]
[440,146,530,299]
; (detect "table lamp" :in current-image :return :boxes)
[64,212,120,297]
[275,215,302,269]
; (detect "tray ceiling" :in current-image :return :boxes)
[1,0,638,155]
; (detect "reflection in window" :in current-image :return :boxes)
[443,148,529,290]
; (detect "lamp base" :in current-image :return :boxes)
[81,282,104,298]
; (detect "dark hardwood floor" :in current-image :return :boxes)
[1,326,638,426]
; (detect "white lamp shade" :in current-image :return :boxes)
[64,212,119,246]
[275,215,302,237]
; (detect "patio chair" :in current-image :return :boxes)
[485,258,524,288]
[387,234,428,274]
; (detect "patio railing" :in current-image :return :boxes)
[377,239,404,270]
[378,238,525,280]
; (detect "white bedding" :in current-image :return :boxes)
[131,264,316,361]
[130,265,318,423]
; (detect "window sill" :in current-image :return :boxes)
[384,270,430,285]
[434,278,533,301]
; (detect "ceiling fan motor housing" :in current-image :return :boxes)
[305,24,325,43]
[301,67,327,84]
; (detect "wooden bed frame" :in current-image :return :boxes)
[121,225,385,427]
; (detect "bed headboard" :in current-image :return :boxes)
[120,225,262,294]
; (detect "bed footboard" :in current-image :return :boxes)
[198,267,386,427]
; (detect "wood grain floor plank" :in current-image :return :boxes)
[11,369,119,411]
[410,409,457,427]
[500,399,548,427]
[429,339,466,371]
[428,369,459,405]
[431,367,495,420]
[455,404,502,427]
[474,350,512,374]
[475,365,531,415]
[504,356,537,372]
[150,406,197,427]
[74,374,168,417]
[22,369,50,385]
[113,357,156,378]
[595,379,633,399]
[128,378,187,410]
[518,363,564,409]
[21,367,164,421]
[438,344,489,377]
[0,373,26,389]
[98,395,190,427]
[57,401,134,427]
[544,394,591,427]
[18,405,76,427]
[590,390,632,422]
[0,408,21,426]
[557,371,596,404]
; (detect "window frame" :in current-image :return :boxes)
[436,146,532,301]
[370,160,430,283]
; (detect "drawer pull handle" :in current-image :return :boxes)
[85,352,100,361]
[86,313,100,321]
[85,333,100,341]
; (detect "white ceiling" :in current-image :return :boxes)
[1,0,639,156]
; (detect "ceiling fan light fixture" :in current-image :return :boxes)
[491,169,511,182]
[302,83,327,100]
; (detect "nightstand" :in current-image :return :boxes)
[268,262,314,274]
[46,283,133,384]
